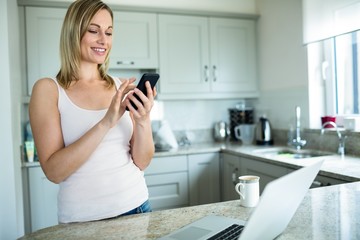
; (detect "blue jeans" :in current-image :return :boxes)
[120,200,152,216]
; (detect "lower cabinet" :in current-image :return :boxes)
[144,155,189,210]
[221,153,241,201]
[312,174,348,188]
[26,167,59,232]
[188,153,220,206]
[221,153,292,200]
[241,157,290,193]
[144,152,221,210]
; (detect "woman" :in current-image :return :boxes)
[29,0,155,223]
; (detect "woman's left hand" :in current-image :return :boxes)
[125,81,157,122]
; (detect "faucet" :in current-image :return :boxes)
[321,121,347,156]
[290,106,307,150]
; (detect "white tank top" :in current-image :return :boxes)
[52,77,148,223]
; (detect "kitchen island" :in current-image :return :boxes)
[19,181,360,240]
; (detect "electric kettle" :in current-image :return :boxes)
[213,121,230,142]
[255,116,274,145]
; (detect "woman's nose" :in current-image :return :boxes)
[97,32,107,45]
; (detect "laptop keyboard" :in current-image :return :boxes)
[207,224,244,240]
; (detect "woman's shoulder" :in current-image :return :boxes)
[33,77,57,87]
[31,77,59,97]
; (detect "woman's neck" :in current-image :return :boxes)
[78,62,102,81]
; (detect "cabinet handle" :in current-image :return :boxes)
[117,61,135,65]
[213,65,217,82]
[232,167,239,186]
[311,180,323,188]
[204,65,209,82]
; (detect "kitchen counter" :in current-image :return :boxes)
[23,142,360,182]
[19,181,360,239]
[154,142,360,182]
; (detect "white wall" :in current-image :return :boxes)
[0,0,24,238]
[255,0,308,130]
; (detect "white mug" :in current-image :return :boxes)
[235,175,260,207]
[234,124,255,145]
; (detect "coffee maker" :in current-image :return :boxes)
[228,107,254,141]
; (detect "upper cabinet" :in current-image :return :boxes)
[25,7,158,95]
[24,6,257,99]
[109,12,158,69]
[25,7,66,96]
[158,14,258,100]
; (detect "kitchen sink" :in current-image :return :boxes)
[253,147,332,159]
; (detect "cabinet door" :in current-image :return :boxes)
[241,158,290,193]
[221,153,241,201]
[312,174,348,188]
[158,14,210,94]
[110,12,158,69]
[144,156,189,210]
[210,18,257,94]
[145,172,188,210]
[28,167,58,232]
[188,153,220,205]
[25,7,66,95]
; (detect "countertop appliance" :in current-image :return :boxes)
[213,121,230,142]
[229,107,254,141]
[255,116,274,145]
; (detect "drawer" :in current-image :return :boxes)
[145,155,188,175]
[145,172,189,210]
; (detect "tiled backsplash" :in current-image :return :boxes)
[173,128,360,157]
[273,129,360,157]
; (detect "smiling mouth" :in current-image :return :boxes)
[92,47,106,53]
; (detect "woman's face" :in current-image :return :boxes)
[80,9,113,65]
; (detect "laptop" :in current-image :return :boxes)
[159,160,323,240]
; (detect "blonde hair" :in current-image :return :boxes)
[56,0,114,89]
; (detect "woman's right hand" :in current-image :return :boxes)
[100,78,136,129]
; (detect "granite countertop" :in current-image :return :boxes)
[19,181,360,239]
[154,142,360,182]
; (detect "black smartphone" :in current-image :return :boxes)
[126,73,159,111]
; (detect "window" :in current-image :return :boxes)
[308,30,360,128]
[322,31,360,115]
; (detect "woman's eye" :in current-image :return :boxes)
[106,32,112,36]
[88,29,98,34]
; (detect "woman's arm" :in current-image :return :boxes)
[127,81,156,170]
[29,78,134,183]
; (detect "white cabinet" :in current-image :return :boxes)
[209,18,257,94]
[221,153,241,201]
[25,7,66,95]
[28,167,58,232]
[158,14,258,99]
[144,155,189,210]
[188,153,220,206]
[158,15,209,95]
[110,12,158,69]
[24,7,158,95]
[145,153,221,210]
